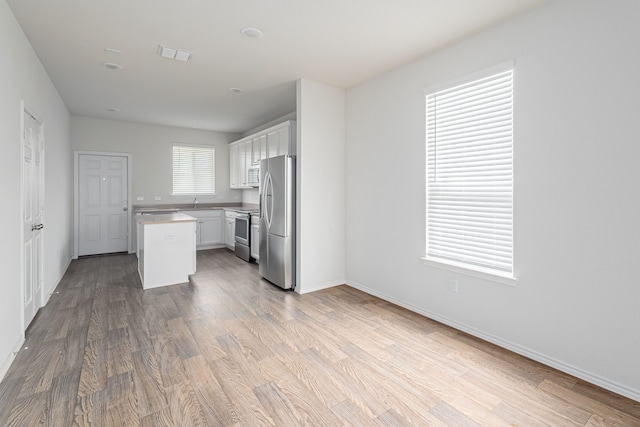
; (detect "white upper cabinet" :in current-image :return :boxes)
[238,140,250,187]
[252,134,267,165]
[230,120,296,189]
[229,144,239,188]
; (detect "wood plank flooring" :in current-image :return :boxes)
[0,249,638,426]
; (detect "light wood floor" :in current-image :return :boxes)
[0,249,638,426]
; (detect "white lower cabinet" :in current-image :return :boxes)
[250,214,259,261]
[178,210,223,249]
[198,216,222,247]
[136,215,196,289]
[225,211,237,249]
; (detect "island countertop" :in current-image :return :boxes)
[135,213,197,225]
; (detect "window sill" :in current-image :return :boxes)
[421,257,517,287]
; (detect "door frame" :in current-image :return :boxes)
[73,150,133,258]
[20,101,45,332]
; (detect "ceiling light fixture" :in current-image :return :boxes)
[102,62,123,70]
[228,87,243,94]
[104,48,121,55]
[106,107,120,112]
[157,45,192,62]
[241,27,263,38]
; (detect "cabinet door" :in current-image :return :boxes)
[276,125,289,156]
[230,141,250,189]
[250,224,260,260]
[259,135,267,162]
[200,217,222,246]
[267,129,280,158]
[229,144,239,188]
[194,221,203,246]
[241,141,252,187]
[225,218,236,249]
[267,124,292,158]
[238,143,246,187]
[252,134,266,165]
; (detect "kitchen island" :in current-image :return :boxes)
[136,213,197,289]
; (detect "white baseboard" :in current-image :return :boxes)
[297,279,343,294]
[197,244,227,251]
[43,256,72,306]
[1,257,73,382]
[346,279,640,403]
[0,335,25,382]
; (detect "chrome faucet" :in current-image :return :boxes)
[193,197,198,208]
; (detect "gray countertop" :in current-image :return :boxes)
[133,203,258,214]
[135,213,197,224]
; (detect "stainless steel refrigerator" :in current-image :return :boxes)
[259,155,295,290]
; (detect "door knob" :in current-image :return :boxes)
[123,207,128,211]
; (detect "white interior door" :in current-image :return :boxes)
[78,154,128,256]
[23,109,44,328]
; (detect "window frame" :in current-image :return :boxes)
[172,143,216,196]
[422,61,516,284]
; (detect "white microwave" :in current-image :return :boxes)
[247,166,260,187]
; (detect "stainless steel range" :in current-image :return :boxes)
[234,212,251,262]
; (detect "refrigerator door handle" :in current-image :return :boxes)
[263,172,273,229]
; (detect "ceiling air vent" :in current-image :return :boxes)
[157,45,192,62]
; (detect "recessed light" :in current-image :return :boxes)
[106,107,120,112]
[241,27,263,38]
[102,62,123,71]
[229,87,243,94]
[104,48,121,55]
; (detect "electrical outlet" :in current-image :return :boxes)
[154,196,161,201]
[137,196,144,201]
[449,279,459,293]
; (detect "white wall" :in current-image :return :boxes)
[0,1,72,377]
[296,79,346,294]
[71,116,241,205]
[345,0,640,400]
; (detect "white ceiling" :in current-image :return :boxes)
[7,0,548,133]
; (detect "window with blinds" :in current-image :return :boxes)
[172,144,216,195]
[425,65,513,277]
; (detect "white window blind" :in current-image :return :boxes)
[426,67,513,276]
[173,144,215,195]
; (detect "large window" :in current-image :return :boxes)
[425,64,513,277]
[172,144,216,195]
